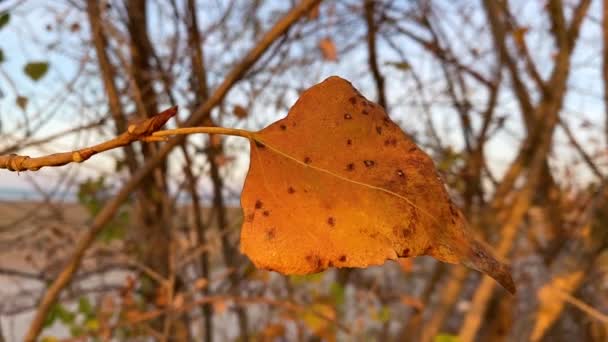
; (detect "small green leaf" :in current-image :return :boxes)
[78,297,94,317]
[289,273,324,284]
[329,282,345,307]
[375,306,391,323]
[386,61,411,71]
[99,220,126,243]
[69,325,84,337]
[85,318,99,331]
[44,304,61,328]
[41,337,59,342]
[0,13,10,30]
[434,334,461,342]
[24,62,49,81]
[56,305,75,324]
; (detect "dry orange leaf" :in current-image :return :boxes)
[319,37,337,61]
[172,293,185,310]
[213,299,228,315]
[239,76,514,293]
[512,26,529,49]
[194,277,209,290]
[233,104,249,119]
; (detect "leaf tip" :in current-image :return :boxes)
[164,105,179,117]
[463,239,516,294]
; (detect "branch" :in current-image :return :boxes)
[0,107,177,172]
[22,1,321,340]
[364,0,387,110]
[483,0,535,127]
[550,287,608,325]
[559,118,604,180]
[87,0,140,173]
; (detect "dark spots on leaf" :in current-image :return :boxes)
[376,126,382,135]
[280,124,287,130]
[339,255,347,262]
[344,113,352,120]
[262,210,270,217]
[362,110,369,115]
[357,94,365,99]
[328,261,334,267]
[408,146,417,153]
[451,217,456,224]
[349,97,357,105]
[363,160,375,167]
[246,213,255,222]
[265,228,276,240]
[396,169,405,178]
[287,186,295,194]
[305,254,323,271]
[346,163,355,171]
[384,137,397,146]
[327,217,335,227]
[394,224,413,239]
[383,117,391,125]
[304,156,312,164]
[255,200,263,209]
[401,227,413,238]
[362,101,368,107]
[401,248,410,257]
[347,139,352,146]
[255,141,265,148]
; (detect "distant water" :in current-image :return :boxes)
[0,187,76,202]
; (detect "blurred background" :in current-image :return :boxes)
[0,0,607,341]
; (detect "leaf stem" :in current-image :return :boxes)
[152,126,254,140]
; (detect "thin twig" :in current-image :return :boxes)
[551,286,608,325]
[0,124,255,173]
[152,127,252,139]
